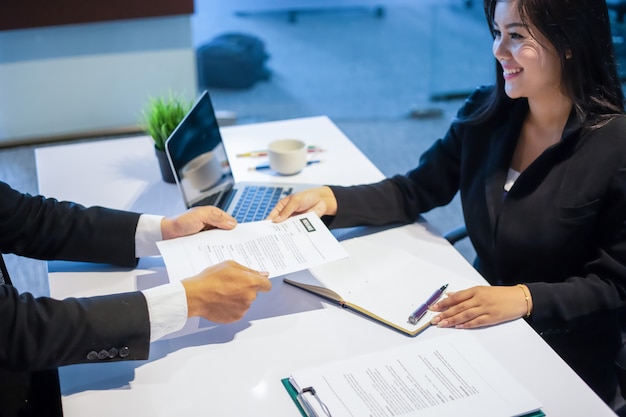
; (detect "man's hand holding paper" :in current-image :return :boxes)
[157,212,348,282]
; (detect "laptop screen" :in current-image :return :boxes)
[165,91,234,207]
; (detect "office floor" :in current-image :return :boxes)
[0,0,491,295]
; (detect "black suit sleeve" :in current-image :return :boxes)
[0,182,151,371]
[0,285,150,371]
[0,181,140,267]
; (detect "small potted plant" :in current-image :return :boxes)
[142,92,192,183]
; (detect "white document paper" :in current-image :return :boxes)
[289,332,542,417]
[156,212,348,281]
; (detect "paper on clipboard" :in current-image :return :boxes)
[286,332,543,417]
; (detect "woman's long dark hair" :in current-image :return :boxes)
[464,0,625,126]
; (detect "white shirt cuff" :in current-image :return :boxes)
[142,281,188,342]
[135,214,164,257]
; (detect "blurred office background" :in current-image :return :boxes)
[1,0,625,295]
[191,0,492,263]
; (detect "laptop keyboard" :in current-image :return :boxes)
[231,186,285,222]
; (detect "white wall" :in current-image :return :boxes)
[0,15,197,144]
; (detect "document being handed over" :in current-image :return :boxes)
[156,213,348,281]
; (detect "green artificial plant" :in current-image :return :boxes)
[142,92,192,151]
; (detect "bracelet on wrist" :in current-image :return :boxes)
[517,284,531,318]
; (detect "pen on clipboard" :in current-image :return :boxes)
[237,146,323,158]
[248,160,322,171]
[407,284,448,325]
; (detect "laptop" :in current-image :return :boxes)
[165,90,316,223]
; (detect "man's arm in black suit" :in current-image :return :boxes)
[0,181,140,266]
[0,181,272,372]
[0,181,149,371]
[0,285,150,371]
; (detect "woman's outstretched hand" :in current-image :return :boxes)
[266,186,338,222]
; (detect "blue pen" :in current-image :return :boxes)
[407,284,449,325]
[248,160,322,171]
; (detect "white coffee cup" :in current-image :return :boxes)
[182,151,222,191]
[268,139,307,175]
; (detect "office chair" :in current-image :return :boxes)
[443,224,468,245]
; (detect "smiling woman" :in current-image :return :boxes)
[265,0,626,408]
[480,0,624,124]
[491,4,564,101]
[490,2,570,172]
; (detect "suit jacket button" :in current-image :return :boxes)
[97,349,109,360]
[119,346,130,358]
[87,351,98,361]
[108,347,119,358]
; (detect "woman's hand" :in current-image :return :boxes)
[430,285,532,328]
[161,206,237,240]
[266,186,338,222]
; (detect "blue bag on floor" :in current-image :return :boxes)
[197,32,271,89]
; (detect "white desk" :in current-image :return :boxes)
[35,116,616,416]
[35,116,383,216]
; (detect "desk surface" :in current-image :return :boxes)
[35,116,616,416]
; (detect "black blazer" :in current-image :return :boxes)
[0,182,150,415]
[327,86,626,401]
[0,181,150,370]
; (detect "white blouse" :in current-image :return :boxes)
[504,168,521,192]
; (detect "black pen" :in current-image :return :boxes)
[407,284,449,325]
